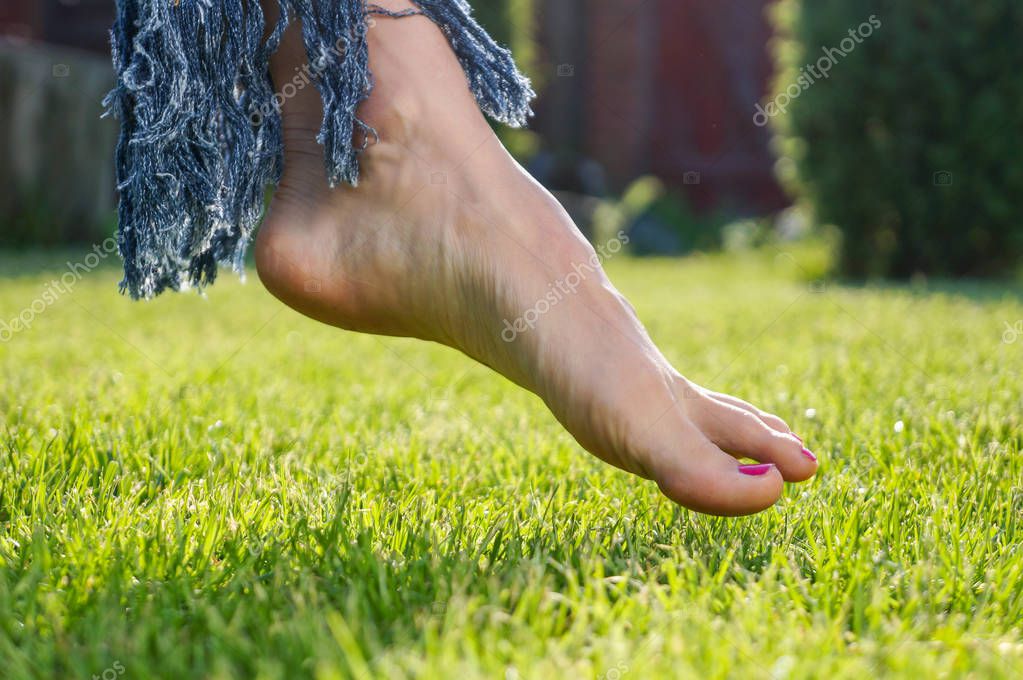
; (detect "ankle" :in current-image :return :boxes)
[357,86,428,148]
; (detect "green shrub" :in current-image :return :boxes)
[769,1,1023,278]
[593,176,728,255]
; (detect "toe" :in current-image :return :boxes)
[689,397,818,482]
[705,390,792,434]
[643,414,785,515]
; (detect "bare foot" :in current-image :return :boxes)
[254,2,817,515]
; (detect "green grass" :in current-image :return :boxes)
[1,247,1022,679]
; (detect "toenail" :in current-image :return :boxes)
[738,463,775,476]
[800,446,817,462]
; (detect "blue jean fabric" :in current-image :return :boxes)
[104,0,533,298]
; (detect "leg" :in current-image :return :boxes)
[254,0,818,515]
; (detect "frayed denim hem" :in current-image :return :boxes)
[103,0,534,299]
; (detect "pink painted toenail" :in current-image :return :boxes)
[801,447,817,462]
[738,463,775,476]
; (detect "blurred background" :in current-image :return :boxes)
[2,0,1022,281]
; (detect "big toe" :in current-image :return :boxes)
[641,412,786,516]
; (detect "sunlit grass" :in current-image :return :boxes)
[1,247,1021,679]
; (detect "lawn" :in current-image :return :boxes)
[1,247,1021,679]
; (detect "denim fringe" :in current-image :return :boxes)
[104,0,534,299]
[407,0,533,128]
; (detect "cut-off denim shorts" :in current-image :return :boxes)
[104,0,533,299]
